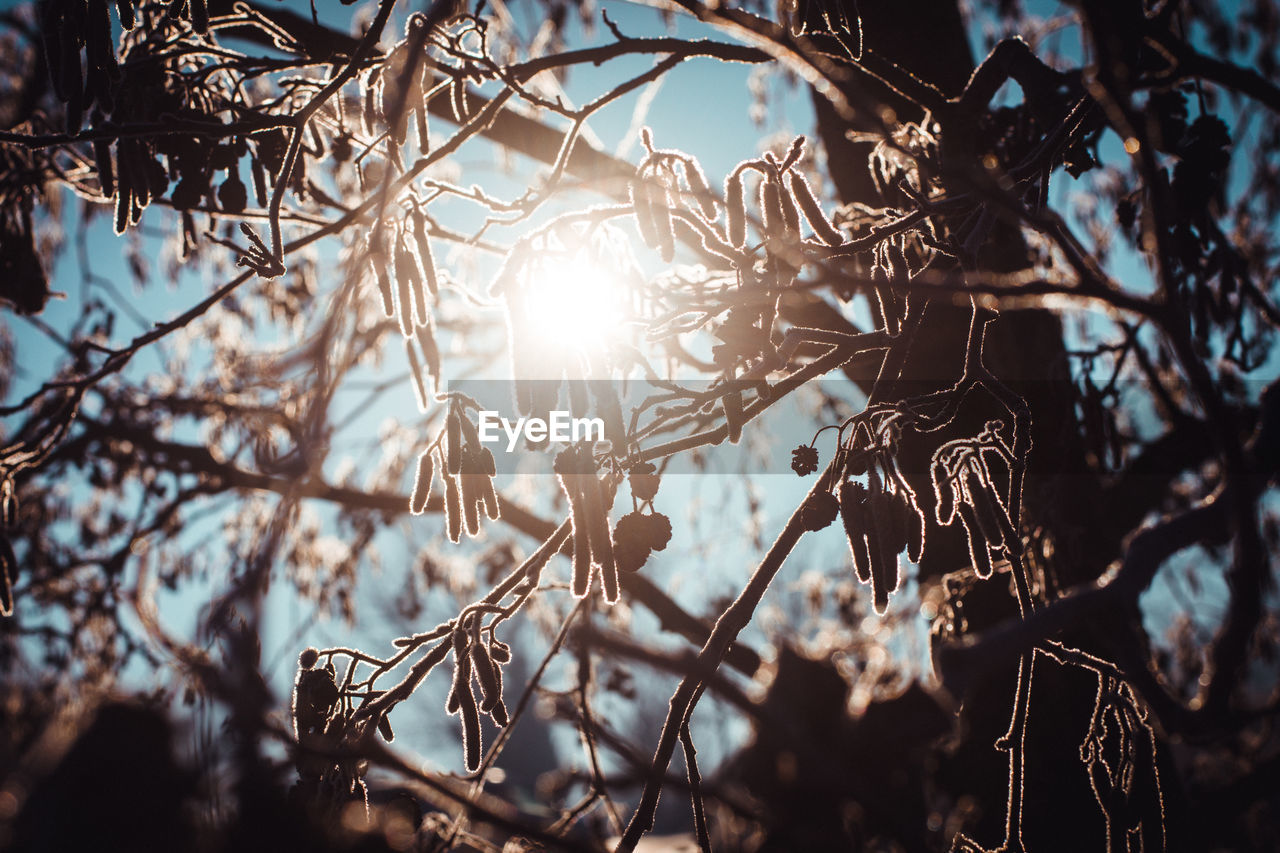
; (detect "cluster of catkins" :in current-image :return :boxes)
[39,0,125,132]
[363,203,443,404]
[555,450,672,604]
[555,445,621,603]
[628,132,843,270]
[292,647,387,803]
[445,615,510,772]
[930,422,1015,579]
[409,403,501,542]
[792,435,927,614]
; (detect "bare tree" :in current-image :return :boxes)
[2,0,1280,851]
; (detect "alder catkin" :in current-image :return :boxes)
[569,486,592,597]
[957,502,994,578]
[115,0,135,29]
[396,240,425,329]
[479,473,500,520]
[374,261,395,318]
[653,189,676,263]
[839,482,872,583]
[460,474,481,536]
[779,175,801,237]
[415,322,441,388]
[405,341,429,412]
[723,388,744,444]
[966,469,1008,554]
[444,472,463,543]
[446,644,469,713]
[411,207,439,299]
[761,177,784,239]
[446,408,461,476]
[377,714,395,742]
[681,158,718,219]
[788,170,843,246]
[581,474,618,604]
[410,449,434,515]
[93,139,114,197]
[469,636,502,713]
[114,183,131,235]
[902,489,925,564]
[459,683,482,771]
[190,0,207,32]
[726,171,747,248]
[864,483,896,614]
[394,251,414,337]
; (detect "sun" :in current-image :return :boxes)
[519,253,627,352]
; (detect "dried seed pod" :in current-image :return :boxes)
[444,472,462,543]
[410,449,434,515]
[788,170,842,245]
[490,700,509,728]
[725,171,747,248]
[631,179,657,251]
[489,639,511,663]
[839,481,872,583]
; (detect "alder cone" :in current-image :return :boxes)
[613,510,672,573]
[628,461,660,501]
[800,492,840,532]
[217,174,247,214]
